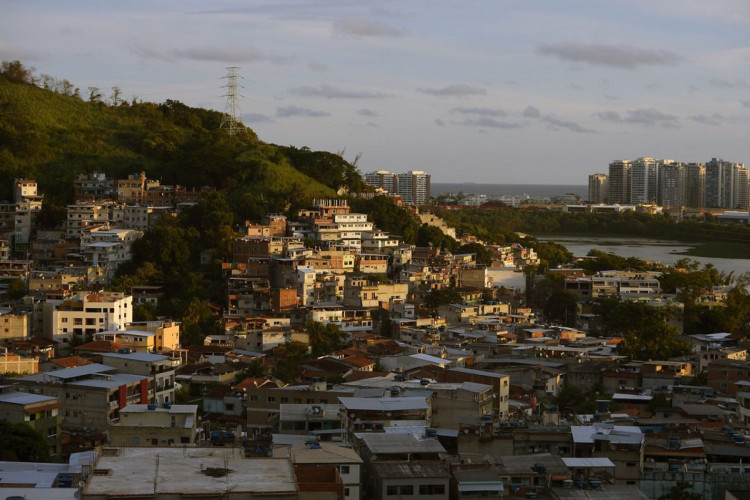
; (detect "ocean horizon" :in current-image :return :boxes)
[432,182,587,198]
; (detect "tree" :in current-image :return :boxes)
[456,242,492,266]
[272,342,309,382]
[87,86,102,103]
[658,481,701,500]
[0,60,34,84]
[0,420,50,461]
[5,279,27,300]
[305,320,348,357]
[424,288,462,311]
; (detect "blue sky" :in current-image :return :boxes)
[3,0,750,184]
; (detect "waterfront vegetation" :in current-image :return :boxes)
[434,207,750,259]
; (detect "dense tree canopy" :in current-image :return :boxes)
[0,420,50,461]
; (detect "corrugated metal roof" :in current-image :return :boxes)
[373,462,450,479]
[359,433,445,454]
[338,396,428,411]
[0,391,57,405]
[21,363,113,381]
[562,457,615,468]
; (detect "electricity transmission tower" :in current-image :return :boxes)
[220,67,244,136]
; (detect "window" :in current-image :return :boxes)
[280,397,289,404]
[399,486,414,495]
[249,395,258,402]
[267,396,276,403]
[419,484,445,495]
[344,487,350,496]
[386,486,397,496]
[340,465,350,474]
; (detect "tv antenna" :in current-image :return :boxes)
[220,67,245,136]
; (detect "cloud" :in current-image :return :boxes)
[291,84,390,99]
[690,113,743,126]
[334,17,404,37]
[172,46,265,63]
[521,105,594,133]
[459,117,521,129]
[537,42,681,69]
[435,119,445,127]
[357,109,379,117]
[741,100,750,108]
[709,78,749,89]
[449,107,507,117]
[541,116,596,134]
[0,43,42,61]
[595,108,679,127]
[244,113,274,123]
[417,84,487,97]
[308,62,329,72]
[522,106,540,118]
[276,106,330,118]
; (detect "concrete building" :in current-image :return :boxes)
[630,157,658,205]
[101,352,178,404]
[245,379,354,431]
[372,462,450,500]
[281,441,363,500]
[365,170,398,193]
[16,363,148,433]
[397,170,431,205]
[0,309,29,339]
[125,320,181,353]
[338,396,431,440]
[588,173,609,203]
[80,227,143,277]
[426,382,494,430]
[81,447,298,499]
[571,424,644,486]
[608,160,631,204]
[278,403,344,435]
[659,161,687,208]
[443,367,510,418]
[41,291,132,344]
[0,388,62,458]
[343,275,408,309]
[109,403,199,446]
[685,162,706,208]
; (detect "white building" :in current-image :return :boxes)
[42,291,132,344]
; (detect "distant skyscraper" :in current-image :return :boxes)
[685,163,706,208]
[734,164,749,210]
[705,158,747,209]
[630,157,658,204]
[608,160,631,204]
[397,170,431,205]
[365,170,398,193]
[658,162,686,208]
[588,174,608,203]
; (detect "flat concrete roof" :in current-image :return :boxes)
[83,448,297,496]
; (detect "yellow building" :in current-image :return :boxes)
[126,320,180,352]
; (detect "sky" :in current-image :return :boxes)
[3,0,750,185]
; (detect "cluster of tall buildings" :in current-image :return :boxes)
[588,157,749,210]
[364,170,431,205]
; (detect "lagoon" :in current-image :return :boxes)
[539,236,750,276]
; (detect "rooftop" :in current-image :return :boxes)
[83,448,297,496]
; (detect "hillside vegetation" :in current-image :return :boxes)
[0,61,367,216]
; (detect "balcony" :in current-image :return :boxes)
[109,400,119,409]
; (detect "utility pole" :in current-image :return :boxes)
[220,67,244,136]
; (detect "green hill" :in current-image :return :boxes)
[0,61,367,214]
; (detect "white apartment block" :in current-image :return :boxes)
[42,291,132,344]
[66,201,126,239]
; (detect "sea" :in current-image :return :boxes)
[432,183,587,198]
